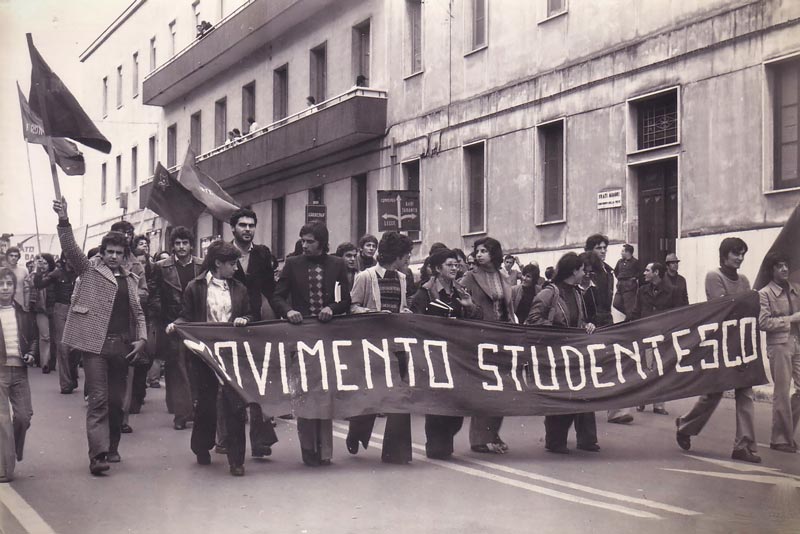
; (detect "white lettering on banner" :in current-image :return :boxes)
[297,340,329,392]
[394,337,419,387]
[641,335,666,376]
[739,317,759,364]
[531,347,559,390]
[362,339,393,389]
[213,341,235,383]
[698,323,720,370]
[721,319,740,367]
[423,340,454,389]
[278,342,289,393]
[503,345,525,391]
[332,340,358,391]
[586,344,614,388]
[562,346,587,391]
[613,342,646,382]
[478,343,503,391]
[243,342,269,396]
[671,329,694,373]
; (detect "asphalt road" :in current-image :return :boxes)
[1,370,798,534]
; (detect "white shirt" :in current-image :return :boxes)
[0,305,23,366]
[205,271,232,323]
[236,241,253,273]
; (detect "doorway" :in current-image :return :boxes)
[636,159,678,267]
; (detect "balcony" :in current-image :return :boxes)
[142,0,336,106]
[195,88,387,187]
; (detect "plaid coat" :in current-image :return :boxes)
[57,222,147,354]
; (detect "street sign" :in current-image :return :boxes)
[305,204,327,224]
[597,188,622,210]
[377,190,420,231]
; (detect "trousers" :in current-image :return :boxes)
[677,387,756,451]
[0,366,33,481]
[82,352,128,459]
[768,336,800,447]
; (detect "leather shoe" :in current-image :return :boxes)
[608,414,634,424]
[731,448,761,463]
[229,465,245,476]
[60,388,74,394]
[90,456,110,475]
[769,443,797,454]
[107,451,121,463]
[251,446,272,458]
[636,405,645,412]
[196,451,211,465]
[120,423,133,434]
[346,434,360,455]
[173,420,187,430]
[214,445,228,455]
[675,418,691,451]
[42,365,50,374]
[653,407,669,415]
[545,446,570,454]
[577,443,601,452]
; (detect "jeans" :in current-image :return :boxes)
[54,303,79,391]
[0,366,33,480]
[82,352,128,459]
[35,312,51,369]
[164,337,193,423]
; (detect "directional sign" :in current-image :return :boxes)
[377,190,420,232]
[305,204,327,224]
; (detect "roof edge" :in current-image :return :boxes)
[79,0,146,62]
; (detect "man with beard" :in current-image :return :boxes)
[272,223,351,466]
[226,208,278,458]
[149,227,201,431]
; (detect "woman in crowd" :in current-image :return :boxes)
[512,263,541,324]
[459,237,516,454]
[410,247,482,458]
[30,253,57,373]
[526,252,600,454]
[166,241,252,476]
[347,231,415,464]
[757,250,800,453]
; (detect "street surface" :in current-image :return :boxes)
[1,370,798,534]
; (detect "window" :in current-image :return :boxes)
[169,20,177,57]
[470,0,487,51]
[102,77,108,117]
[101,163,107,204]
[352,174,367,243]
[167,123,177,167]
[149,37,157,72]
[272,197,286,259]
[310,43,327,104]
[402,159,421,241]
[116,66,123,108]
[192,1,201,26]
[242,81,256,132]
[406,0,423,75]
[352,20,371,86]
[190,111,202,153]
[633,89,679,150]
[308,186,324,205]
[148,135,157,176]
[538,120,565,222]
[546,0,567,18]
[132,52,139,97]
[131,146,138,190]
[772,58,800,190]
[273,64,289,121]
[115,155,122,197]
[464,142,486,234]
[215,98,227,146]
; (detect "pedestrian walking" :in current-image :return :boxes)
[613,244,640,317]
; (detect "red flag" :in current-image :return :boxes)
[145,163,206,228]
[753,202,800,290]
[18,82,85,176]
[178,147,239,221]
[27,34,111,154]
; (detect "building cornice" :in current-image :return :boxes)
[79,0,146,63]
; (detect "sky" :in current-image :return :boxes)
[0,0,132,237]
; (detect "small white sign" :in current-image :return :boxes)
[597,189,622,210]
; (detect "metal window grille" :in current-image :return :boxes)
[637,93,678,149]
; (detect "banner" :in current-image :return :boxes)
[175,291,768,419]
[145,162,206,228]
[178,147,239,222]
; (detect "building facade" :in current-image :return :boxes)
[79,0,800,303]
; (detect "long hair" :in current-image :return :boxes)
[377,232,413,265]
[552,252,584,285]
[299,223,329,254]
[718,237,748,264]
[472,237,503,270]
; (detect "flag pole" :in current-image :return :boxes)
[23,142,43,252]
[26,34,62,201]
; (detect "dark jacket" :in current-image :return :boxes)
[232,243,276,321]
[664,272,689,307]
[272,254,351,318]
[177,274,253,324]
[526,282,588,328]
[0,301,33,366]
[590,258,614,326]
[35,266,78,306]
[410,277,483,319]
[149,256,203,322]
[628,279,676,321]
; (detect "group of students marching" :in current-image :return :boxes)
[1,198,798,482]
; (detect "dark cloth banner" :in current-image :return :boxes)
[175,291,768,419]
[753,202,800,290]
[178,147,239,222]
[144,162,206,228]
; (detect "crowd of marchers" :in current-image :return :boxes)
[1,201,798,482]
